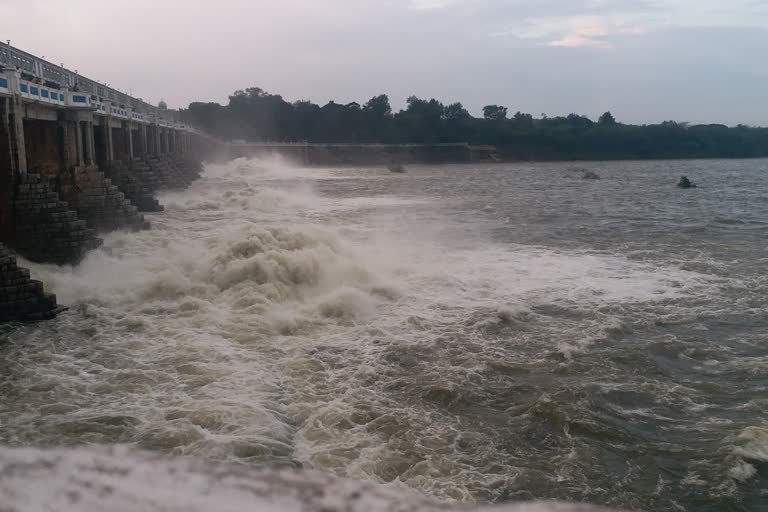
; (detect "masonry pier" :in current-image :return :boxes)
[0,44,218,322]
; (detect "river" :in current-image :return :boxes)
[1,158,766,511]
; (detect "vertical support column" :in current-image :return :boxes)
[74,120,84,166]
[126,122,134,160]
[87,121,96,165]
[1,98,17,176]
[105,121,114,162]
[57,119,74,169]
[154,124,161,156]
[1,97,17,236]
[81,118,95,166]
[4,71,27,176]
[8,96,27,175]
[142,124,148,156]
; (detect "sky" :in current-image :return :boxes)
[2,0,767,125]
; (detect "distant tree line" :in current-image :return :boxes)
[182,87,768,160]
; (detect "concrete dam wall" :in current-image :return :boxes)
[0,45,226,322]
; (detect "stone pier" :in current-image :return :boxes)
[0,243,62,322]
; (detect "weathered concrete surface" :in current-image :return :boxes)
[0,445,621,512]
[105,160,163,212]
[13,174,102,265]
[0,98,16,242]
[58,166,150,232]
[22,119,61,179]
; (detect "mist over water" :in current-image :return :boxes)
[1,158,767,511]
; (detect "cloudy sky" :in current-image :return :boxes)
[3,0,767,125]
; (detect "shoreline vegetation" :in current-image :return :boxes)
[184,88,768,161]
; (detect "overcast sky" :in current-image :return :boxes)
[3,0,767,125]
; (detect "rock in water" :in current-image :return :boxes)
[677,176,697,188]
[388,163,406,173]
[582,170,600,180]
[567,167,599,180]
[0,445,623,512]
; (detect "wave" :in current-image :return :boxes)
[1,157,749,508]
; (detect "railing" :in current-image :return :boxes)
[0,42,171,118]
[15,78,67,106]
[0,43,209,133]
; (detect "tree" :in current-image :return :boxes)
[566,113,595,129]
[183,85,768,159]
[483,105,508,121]
[511,111,534,129]
[396,96,445,142]
[444,102,471,122]
[363,94,392,119]
[598,111,617,126]
[361,94,393,141]
[291,100,321,140]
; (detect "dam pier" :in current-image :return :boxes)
[0,44,222,322]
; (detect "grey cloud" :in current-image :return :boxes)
[2,0,766,125]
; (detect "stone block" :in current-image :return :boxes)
[0,243,63,323]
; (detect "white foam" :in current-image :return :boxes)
[732,423,768,462]
[5,157,730,503]
[0,445,616,512]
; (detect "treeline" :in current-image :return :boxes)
[182,88,768,160]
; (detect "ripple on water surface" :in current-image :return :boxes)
[1,157,767,512]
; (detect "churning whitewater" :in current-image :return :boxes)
[1,158,767,511]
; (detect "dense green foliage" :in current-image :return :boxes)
[183,88,768,160]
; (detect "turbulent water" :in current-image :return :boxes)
[1,158,767,511]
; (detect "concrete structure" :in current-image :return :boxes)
[1,43,220,322]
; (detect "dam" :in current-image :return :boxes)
[0,43,223,322]
[0,43,498,323]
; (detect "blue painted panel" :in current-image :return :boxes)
[20,84,27,93]
[41,90,49,98]
[51,92,58,100]
[30,86,39,95]
[72,95,87,103]
[0,77,7,88]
